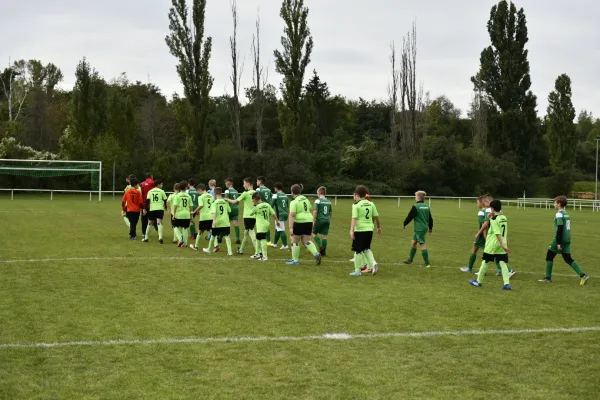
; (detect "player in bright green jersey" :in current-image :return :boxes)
[187,179,200,240]
[173,180,193,248]
[142,180,167,243]
[225,177,259,256]
[270,182,290,250]
[349,185,382,276]
[224,178,241,244]
[190,184,214,251]
[250,192,278,261]
[286,184,321,265]
[460,195,486,273]
[167,183,180,243]
[201,187,234,256]
[469,200,512,290]
[312,186,332,256]
[256,176,273,244]
[403,191,433,267]
[539,196,589,285]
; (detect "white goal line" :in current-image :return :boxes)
[1,326,599,349]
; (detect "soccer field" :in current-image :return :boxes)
[1,195,599,399]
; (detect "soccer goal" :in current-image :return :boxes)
[0,159,102,201]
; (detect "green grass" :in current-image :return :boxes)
[1,195,599,399]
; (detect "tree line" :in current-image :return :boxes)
[1,0,599,197]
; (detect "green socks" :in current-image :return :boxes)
[261,240,268,259]
[194,231,203,247]
[499,261,510,285]
[292,244,301,262]
[477,261,489,284]
[225,236,232,255]
[123,216,130,227]
[281,234,288,246]
[322,239,328,252]
[234,226,240,241]
[409,247,417,261]
[249,230,259,255]
[545,261,553,279]
[364,249,375,268]
[273,231,281,245]
[314,236,322,248]
[570,261,584,276]
[468,254,477,271]
[306,241,319,256]
[422,250,430,265]
[189,223,196,239]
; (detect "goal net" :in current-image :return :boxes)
[0,159,102,200]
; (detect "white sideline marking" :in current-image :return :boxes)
[1,326,599,349]
[0,256,582,278]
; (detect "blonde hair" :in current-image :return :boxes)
[317,186,326,196]
[415,190,426,201]
[208,179,216,188]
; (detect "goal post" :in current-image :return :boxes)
[0,159,103,201]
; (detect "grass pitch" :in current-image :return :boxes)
[0,194,599,399]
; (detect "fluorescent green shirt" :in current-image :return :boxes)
[199,192,214,221]
[174,192,193,220]
[212,199,231,228]
[167,193,177,214]
[290,195,313,223]
[237,190,256,219]
[251,202,275,233]
[352,199,379,232]
[484,214,508,254]
[147,188,167,211]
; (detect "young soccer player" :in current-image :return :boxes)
[173,180,193,248]
[202,187,234,256]
[286,184,322,265]
[312,186,332,256]
[250,192,278,260]
[143,180,167,243]
[270,182,290,250]
[122,175,133,228]
[167,183,180,243]
[539,196,589,285]
[205,179,217,242]
[187,179,200,240]
[460,196,486,273]
[403,191,433,268]
[256,176,273,244]
[224,178,241,244]
[122,178,144,240]
[468,200,512,290]
[350,186,382,276]
[225,177,259,256]
[190,184,213,251]
[140,172,155,236]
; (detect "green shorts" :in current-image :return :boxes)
[229,211,239,222]
[278,214,288,223]
[413,231,427,244]
[474,236,486,249]
[313,220,330,235]
[549,240,571,254]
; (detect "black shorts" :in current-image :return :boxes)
[212,227,231,237]
[293,222,313,236]
[174,218,191,228]
[147,210,164,221]
[482,252,509,263]
[353,231,373,253]
[244,218,256,231]
[256,232,267,240]
[199,220,212,232]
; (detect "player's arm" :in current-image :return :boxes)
[121,192,127,211]
[476,221,489,239]
[289,205,296,234]
[555,214,564,248]
[403,206,417,228]
[212,210,217,227]
[373,205,381,235]
[428,211,433,234]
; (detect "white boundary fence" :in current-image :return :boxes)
[1,189,598,211]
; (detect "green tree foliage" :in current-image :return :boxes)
[274,0,314,147]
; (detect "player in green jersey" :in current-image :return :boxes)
[256,176,273,244]
[143,180,167,243]
[201,187,234,256]
[190,184,214,251]
[187,179,200,240]
[403,191,433,268]
[312,186,332,256]
[250,192,278,261]
[205,179,217,242]
[539,196,589,285]
[167,183,180,243]
[224,178,241,244]
[469,200,512,290]
[173,180,193,248]
[270,182,290,250]
[286,184,322,265]
[225,177,260,257]
[460,195,486,273]
[350,185,382,276]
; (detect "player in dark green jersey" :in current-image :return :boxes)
[539,196,589,285]
[469,200,511,290]
[312,186,332,256]
[403,191,433,267]
[256,176,273,244]
[167,183,180,243]
[187,179,200,240]
[224,178,241,244]
[270,182,290,250]
[461,195,486,273]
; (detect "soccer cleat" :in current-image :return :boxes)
[260,257,269,261]
[468,280,482,287]
[460,267,472,273]
[213,247,220,253]
[250,254,262,259]
[236,240,241,245]
[142,238,149,243]
[424,264,431,269]
[360,265,368,271]
[235,249,243,255]
[177,241,185,248]
[362,268,372,274]
[280,245,290,250]
[539,277,552,283]
[349,271,362,276]
[315,253,322,265]
[403,259,413,265]
[286,260,300,265]
[495,271,502,277]
[189,245,198,251]
[349,258,355,262]
[372,263,379,275]
[502,284,512,290]
[509,270,517,278]
[266,241,272,246]
[159,239,164,245]
[320,248,327,257]
[269,243,278,248]
[580,275,590,286]
[172,240,178,244]
[227,253,233,256]
[130,236,137,240]
[202,248,211,254]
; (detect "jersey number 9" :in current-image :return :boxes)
[219,205,224,215]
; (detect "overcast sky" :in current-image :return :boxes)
[3,0,598,118]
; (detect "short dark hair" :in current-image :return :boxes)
[274,182,283,191]
[225,178,233,184]
[355,185,368,198]
[154,179,162,186]
[291,184,302,195]
[197,183,206,191]
[555,195,568,207]
[130,178,139,187]
[214,187,223,196]
[128,174,136,180]
[490,199,502,212]
[173,183,180,191]
[145,172,153,179]
[188,178,196,186]
[243,177,253,184]
[179,180,188,190]
[257,176,266,184]
[252,192,261,201]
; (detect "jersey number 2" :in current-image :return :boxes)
[365,209,370,219]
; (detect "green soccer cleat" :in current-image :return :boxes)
[580,275,589,286]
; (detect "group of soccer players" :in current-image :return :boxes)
[122,174,590,284]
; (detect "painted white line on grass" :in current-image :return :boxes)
[1,326,599,349]
[0,255,582,278]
